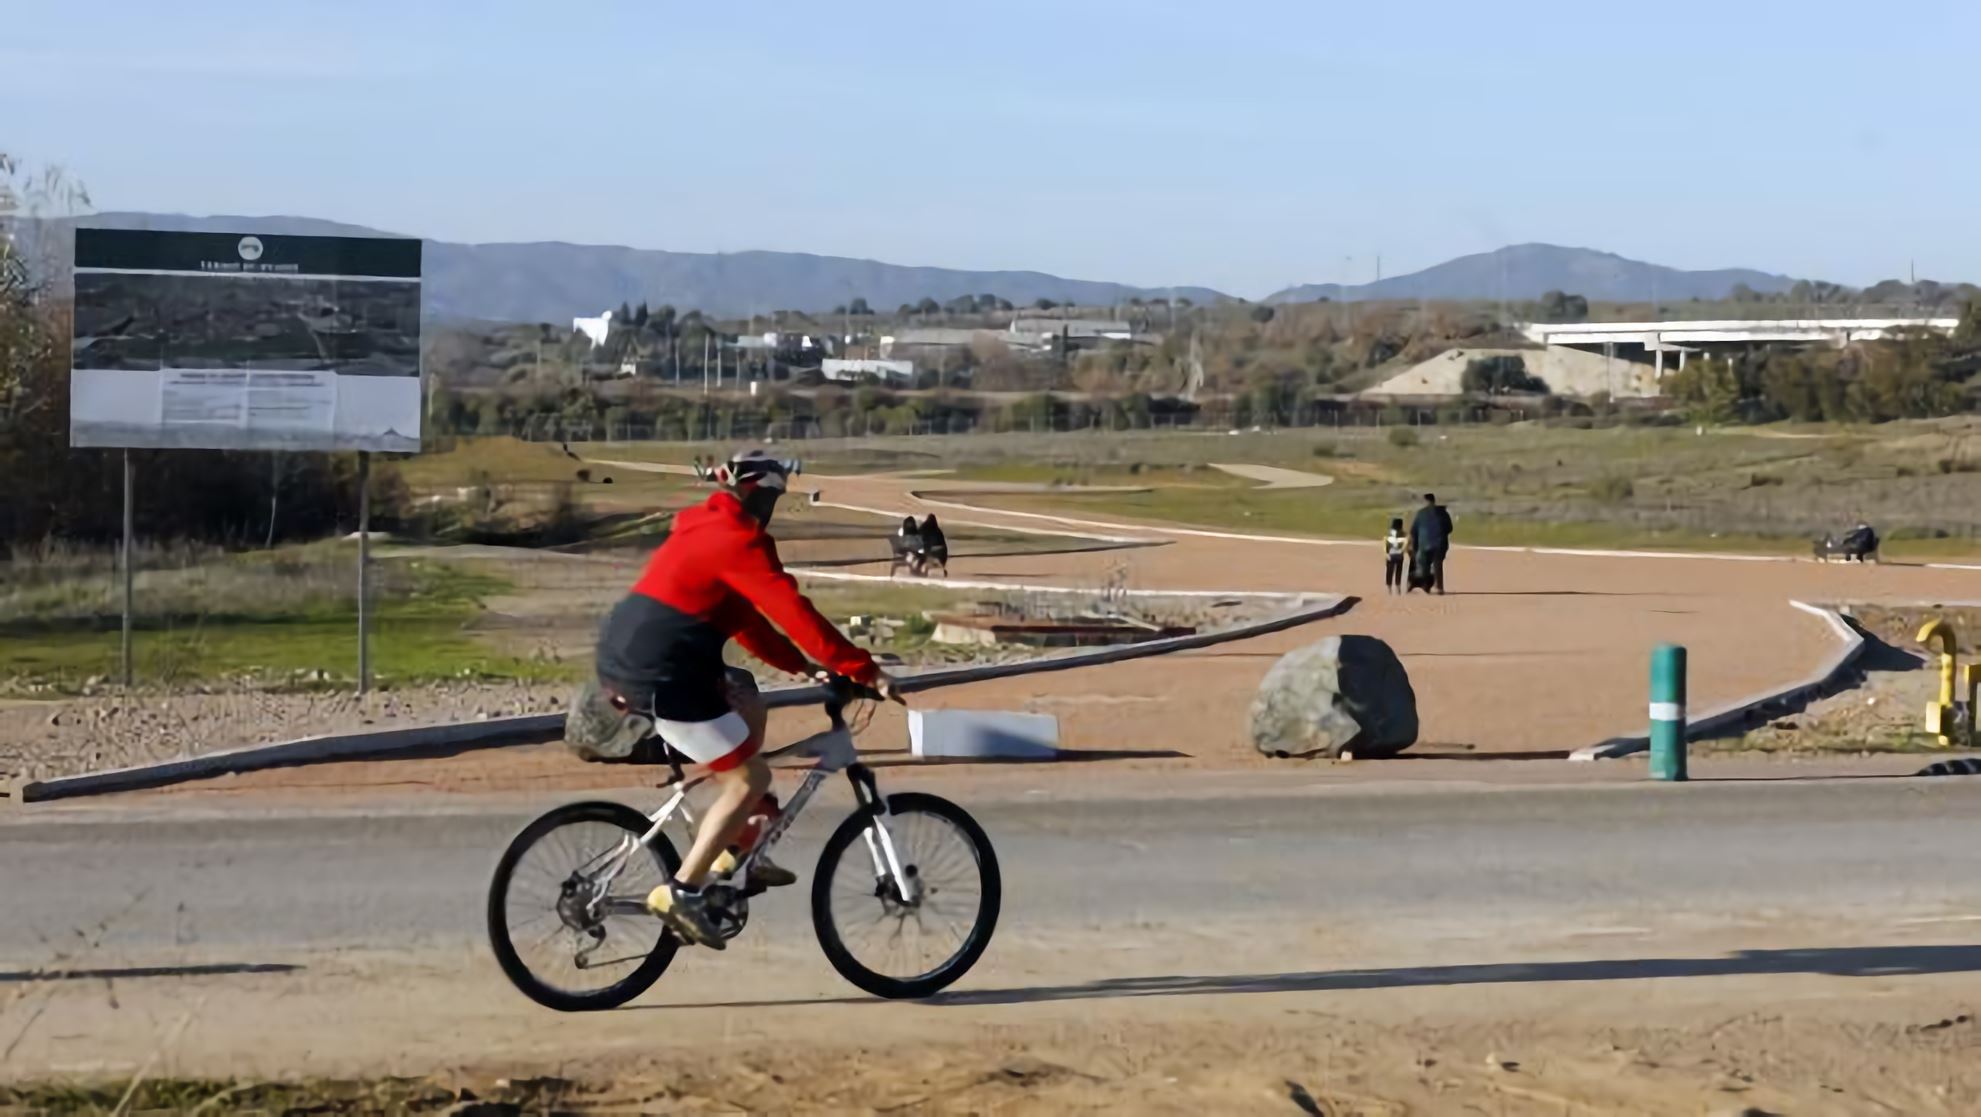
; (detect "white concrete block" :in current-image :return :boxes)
[909,709,1061,760]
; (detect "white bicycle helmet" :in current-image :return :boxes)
[716,447,800,492]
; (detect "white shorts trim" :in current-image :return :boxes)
[654,710,753,765]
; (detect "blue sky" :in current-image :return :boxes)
[4,0,1973,297]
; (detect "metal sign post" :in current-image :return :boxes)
[120,449,134,687]
[357,450,371,695]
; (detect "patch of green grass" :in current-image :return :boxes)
[398,435,609,488]
[933,420,1981,556]
[946,460,1243,489]
[0,551,568,692]
[429,422,1981,556]
[1705,729,1953,757]
[980,486,1798,553]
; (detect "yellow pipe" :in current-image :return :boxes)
[1965,662,1980,750]
[1918,619,1959,747]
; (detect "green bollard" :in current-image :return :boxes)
[1649,643,1688,781]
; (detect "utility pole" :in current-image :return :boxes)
[1344,255,1356,333]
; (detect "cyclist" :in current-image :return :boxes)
[594,448,894,949]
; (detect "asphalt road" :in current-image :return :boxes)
[7,774,1981,1090]
[5,776,1980,963]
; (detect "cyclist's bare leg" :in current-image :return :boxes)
[676,754,772,887]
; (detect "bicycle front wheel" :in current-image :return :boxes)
[811,792,1000,999]
[487,800,680,1012]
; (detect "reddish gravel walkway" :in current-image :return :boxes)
[173,471,1981,796]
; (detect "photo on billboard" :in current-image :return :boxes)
[69,229,423,453]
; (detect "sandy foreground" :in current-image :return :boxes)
[7,775,1981,1114]
[7,471,1981,1114]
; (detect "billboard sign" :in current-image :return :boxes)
[70,228,422,452]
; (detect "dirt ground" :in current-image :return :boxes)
[20,465,1973,799]
[10,461,1981,1115]
[7,926,1978,1115]
[13,1004,1980,1115]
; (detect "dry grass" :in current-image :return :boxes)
[0,542,408,629]
[0,544,554,692]
[833,418,1981,553]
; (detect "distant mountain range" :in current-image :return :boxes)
[1264,243,1798,305]
[41,214,1808,321]
[68,212,1227,322]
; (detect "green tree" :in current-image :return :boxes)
[1033,298,1058,310]
[848,296,872,316]
[1670,356,1743,424]
[916,296,941,315]
[1954,297,1981,344]
[1537,290,1589,322]
[650,304,677,338]
[1461,355,1547,395]
[1758,354,1831,421]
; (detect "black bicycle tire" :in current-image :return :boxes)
[487,800,680,1012]
[810,791,1001,999]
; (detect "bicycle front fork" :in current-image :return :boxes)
[846,763,920,906]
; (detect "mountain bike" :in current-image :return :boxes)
[486,676,1000,1011]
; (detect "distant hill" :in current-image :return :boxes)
[70,212,1228,322]
[1266,243,1800,305]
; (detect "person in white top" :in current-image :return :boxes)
[1383,516,1406,594]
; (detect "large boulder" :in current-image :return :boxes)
[1250,635,1418,759]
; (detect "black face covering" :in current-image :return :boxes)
[741,486,781,528]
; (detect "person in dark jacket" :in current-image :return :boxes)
[890,516,924,575]
[595,448,895,947]
[917,513,949,574]
[1408,492,1453,594]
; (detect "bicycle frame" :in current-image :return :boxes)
[589,720,916,916]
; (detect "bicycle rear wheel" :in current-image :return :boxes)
[811,792,1000,999]
[487,800,680,1012]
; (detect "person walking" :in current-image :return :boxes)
[1409,493,1453,594]
[1383,517,1407,593]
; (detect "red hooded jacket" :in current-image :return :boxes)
[596,490,877,720]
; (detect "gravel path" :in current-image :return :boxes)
[1209,461,1335,488]
[0,682,571,786]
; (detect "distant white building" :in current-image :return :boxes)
[1006,317,1151,352]
[822,358,916,383]
[730,331,823,353]
[1009,317,1136,341]
[881,328,980,356]
[572,309,613,349]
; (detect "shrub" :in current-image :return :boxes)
[1311,442,1337,458]
[1387,426,1419,449]
[1461,355,1547,395]
[1590,474,1635,503]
